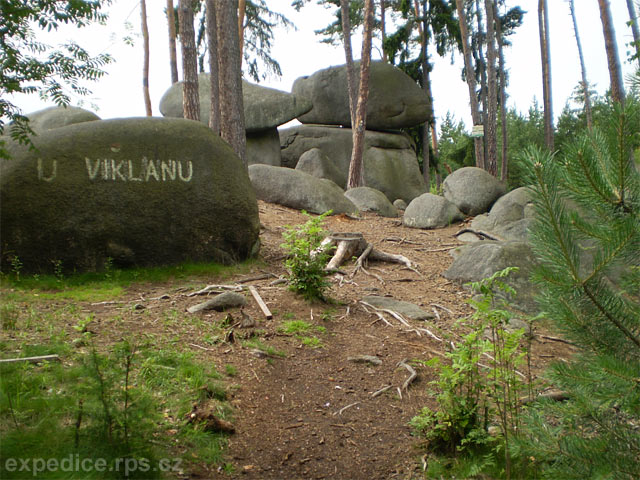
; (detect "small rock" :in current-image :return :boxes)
[347,355,382,366]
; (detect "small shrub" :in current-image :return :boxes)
[281,210,333,301]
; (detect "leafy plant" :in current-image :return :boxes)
[281,210,333,301]
[411,268,532,479]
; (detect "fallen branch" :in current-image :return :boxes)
[237,273,277,284]
[382,237,422,245]
[397,359,418,391]
[248,286,273,319]
[538,334,577,347]
[431,303,453,315]
[0,355,60,364]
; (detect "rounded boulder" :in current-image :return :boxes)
[1,118,260,273]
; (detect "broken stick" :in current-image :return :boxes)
[397,359,418,391]
[248,286,273,319]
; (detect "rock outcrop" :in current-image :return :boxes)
[159,74,311,133]
[293,61,429,130]
[280,125,427,203]
[1,118,260,273]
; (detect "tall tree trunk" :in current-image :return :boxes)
[215,0,247,165]
[538,0,554,151]
[569,0,592,129]
[347,0,375,189]
[493,1,508,182]
[238,0,246,62]
[484,0,498,177]
[455,0,485,169]
[381,0,388,62]
[474,0,488,166]
[166,0,179,84]
[141,0,152,116]
[598,0,626,105]
[340,0,357,127]
[414,0,431,189]
[179,0,200,121]
[206,0,220,134]
[626,0,640,67]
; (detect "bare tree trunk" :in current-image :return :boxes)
[414,0,431,189]
[179,0,200,121]
[206,0,220,134]
[493,1,508,182]
[538,0,554,150]
[626,0,640,67]
[598,0,626,105]
[474,0,488,167]
[238,0,246,63]
[166,0,179,84]
[455,0,485,170]
[484,0,498,177]
[215,0,247,165]
[347,0,375,189]
[141,0,152,116]
[381,0,388,62]
[569,0,592,129]
[340,0,357,127]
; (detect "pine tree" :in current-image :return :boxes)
[517,97,640,479]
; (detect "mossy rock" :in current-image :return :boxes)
[1,117,260,274]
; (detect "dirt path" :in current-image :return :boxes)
[7,201,568,479]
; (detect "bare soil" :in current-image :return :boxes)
[4,200,574,479]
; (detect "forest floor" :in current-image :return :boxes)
[1,200,574,479]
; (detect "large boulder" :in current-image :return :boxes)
[0,118,260,273]
[403,193,464,229]
[280,125,427,203]
[247,128,281,166]
[295,148,344,186]
[443,241,538,313]
[293,61,429,130]
[443,167,506,216]
[345,187,398,217]
[159,74,312,132]
[248,164,358,215]
[24,106,100,131]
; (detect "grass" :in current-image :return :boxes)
[0,258,257,478]
[0,340,231,479]
[278,320,326,348]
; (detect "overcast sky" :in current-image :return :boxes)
[11,0,637,131]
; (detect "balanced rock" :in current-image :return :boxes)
[25,106,100,132]
[1,118,260,273]
[403,193,464,229]
[345,187,398,217]
[293,61,429,130]
[280,125,427,203]
[443,241,538,313]
[248,164,358,215]
[159,74,311,132]
[443,167,506,216]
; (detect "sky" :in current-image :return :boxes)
[10,0,638,133]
